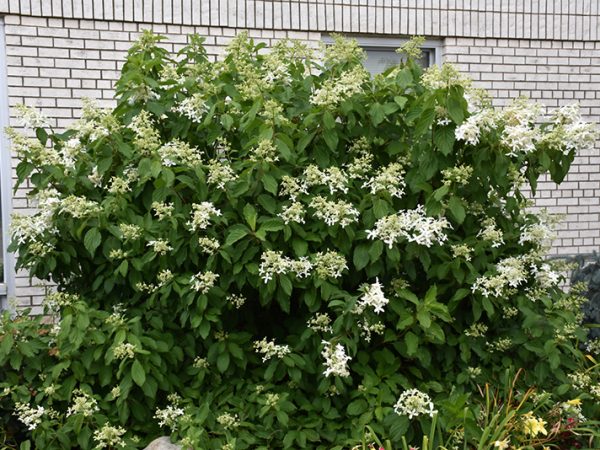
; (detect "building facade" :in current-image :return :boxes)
[0,0,598,311]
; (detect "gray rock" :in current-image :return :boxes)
[144,437,182,450]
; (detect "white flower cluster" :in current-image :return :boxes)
[258,250,315,283]
[357,278,389,314]
[198,237,220,255]
[393,389,437,419]
[486,337,513,352]
[190,270,219,293]
[362,162,406,198]
[279,175,308,200]
[543,104,598,155]
[119,223,142,240]
[500,98,543,157]
[151,201,174,220]
[113,342,136,360]
[421,63,467,91]
[321,340,351,377]
[442,164,473,187]
[66,390,99,417]
[226,293,246,309]
[304,165,349,195]
[477,217,504,248]
[253,337,291,362]
[278,202,306,225]
[309,196,359,228]
[367,206,451,248]
[15,104,51,129]
[75,98,119,141]
[472,256,529,298]
[531,263,561,289]
[147,239,172,255]
[187,202,222,232]
[313,251,348,279]
[519,221,555,248]
[358,319,385,343]
[207,159,237,189]
[451,244,473,261]
[128,110,161,153]
[155,405,185,430]
[307,312,333,333]
[158,139,202,167]
[14,402,45,431]
[93,423,127,449]
[173,93,207,123]
[250,139,279,163]
[310,66,367,108]
[455,108,497,146]
[346,151,373,180]
[59,195,102,218]
[217,412,240,430]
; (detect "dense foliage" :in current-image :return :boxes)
[1,33,599,449]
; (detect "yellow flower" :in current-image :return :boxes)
[493,438,510,449]
[566,398,582,406]
[522,412,548,438]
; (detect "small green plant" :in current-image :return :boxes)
[1,32,599,448]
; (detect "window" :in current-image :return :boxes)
[323,36,441,75]
[0,17,15,309]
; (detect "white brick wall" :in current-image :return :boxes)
[444,37,600,256]
[1,2,599,308]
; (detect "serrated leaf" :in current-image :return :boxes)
[448,196,466,224]
[434,125,455,155]
[394,96,408,109]
[347,399,367,416]
[84,228,101,257]
[261,173,278,194]
[369,103,386,126]
[131,360,146,386]
[224,224,250,247]
[353,244,370,271]
[243,204,258,231]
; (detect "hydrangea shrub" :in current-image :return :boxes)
[1,33,599,449]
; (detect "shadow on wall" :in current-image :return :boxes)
[570,253,600,342]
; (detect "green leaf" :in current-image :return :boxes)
[243,204,258,231]
[447,87,465,124]
[369,103,386,126]
[297,131,316,153]
[322,111,336,129]
[221,114,234,130]
[131,360,146,386]
[394,96,408,109]
[448,196,466,224]
[217,352,230,372]
[84,228,101,257]
[261,173,278,194]
[417,311,432,329]
[347,399,367,416]
[35,127,48,145]
[292,238,308,256]
[353,244,370,271]
[434,125,455,155]
[405,331,419,356]
[224,224,250,247]
[323,131,339,151]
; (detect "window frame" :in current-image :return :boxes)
[0,17,15,310]
[322,35,442,70]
